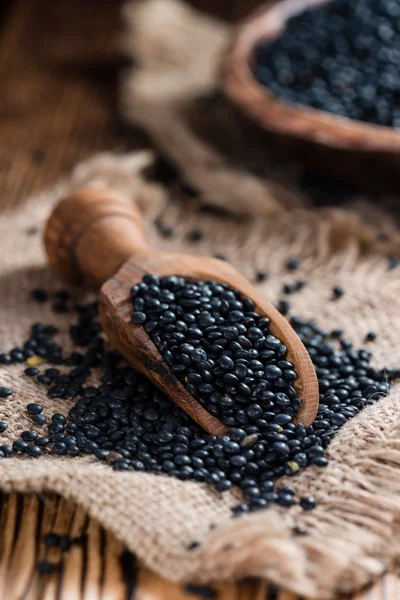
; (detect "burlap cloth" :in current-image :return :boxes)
[2,1,400,597]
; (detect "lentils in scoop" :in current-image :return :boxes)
[255,0,400,127]
[131,275,300,428]
[0,282,398,516]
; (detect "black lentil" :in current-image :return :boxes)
[59,535,72,552]
[278,299,290,316]
[366,331,377,341]
[44,532,61,547]
[155,218,175,238]
[27,403,42,415]
[37,436,50,446]
[13,440,28,453]
[188,540,201,550]
[254,0,400,128]
[32,414,47,426]
[31,288,48,303]
[285,258,300,271]
[26,445,42,457]
[255,271,269,283]
[38,561,58,574]
[0,421,7,433]
[0,387,12,397]
[21,430,37,441]
[26,226,40,236]
[10,349,25,362]
[25,367,40,376]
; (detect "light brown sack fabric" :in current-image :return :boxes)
[2,0,400,596]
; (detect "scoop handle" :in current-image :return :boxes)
[44,187,149,285]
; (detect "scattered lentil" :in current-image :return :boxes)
[293,525,308,536]
[300,496,316,510]
[188,540,201,550]
[21,430,37,441]
[285,258,300,271]
[330,329,343,338]
[187,229,204,243]
[213,254,228,261]
[277,299,290,316]
[155,218,175,238]
[0,421,7,433]
[44,532,61,547]
[389,257,400,270]
[27,403,43,415]
[31,289,48,303]
[38,561,58,575]
[0,387,12,397]
[26,226,40,236]
[26,445,42,457]
[32,148,47,164]
[184,584,218,599]
[59,535,72,552]
[332,286,344,299]
[366,331,377,341]
[180,182,201,198]
[255,271,269,283]
[25,366,40,376]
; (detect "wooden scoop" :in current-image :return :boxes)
[44,187,319,436]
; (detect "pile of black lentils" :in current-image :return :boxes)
[0,270,398,518]
[254,0,400,127]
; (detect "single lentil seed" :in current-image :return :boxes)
[0,387,12,397]
[332,286,344,299]
[26,355,45,367]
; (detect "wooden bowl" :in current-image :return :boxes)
[221,0,400,187]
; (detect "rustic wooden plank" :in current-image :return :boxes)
[135,567,268,600]
[23,496,60,600]
[82,519,102,600]
[0,492,398,600]
[0,0,134,207]
[39,499,76,600]
[6,494,40,600]
[0,494,18,600]
[102,532,128,600]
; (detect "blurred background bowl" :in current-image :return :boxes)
[221,0,400,190]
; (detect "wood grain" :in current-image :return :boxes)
[221,0,400,186]
[0,493,395,600]
[0,1,397,599]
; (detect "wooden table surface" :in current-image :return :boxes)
[0,1,397,598]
